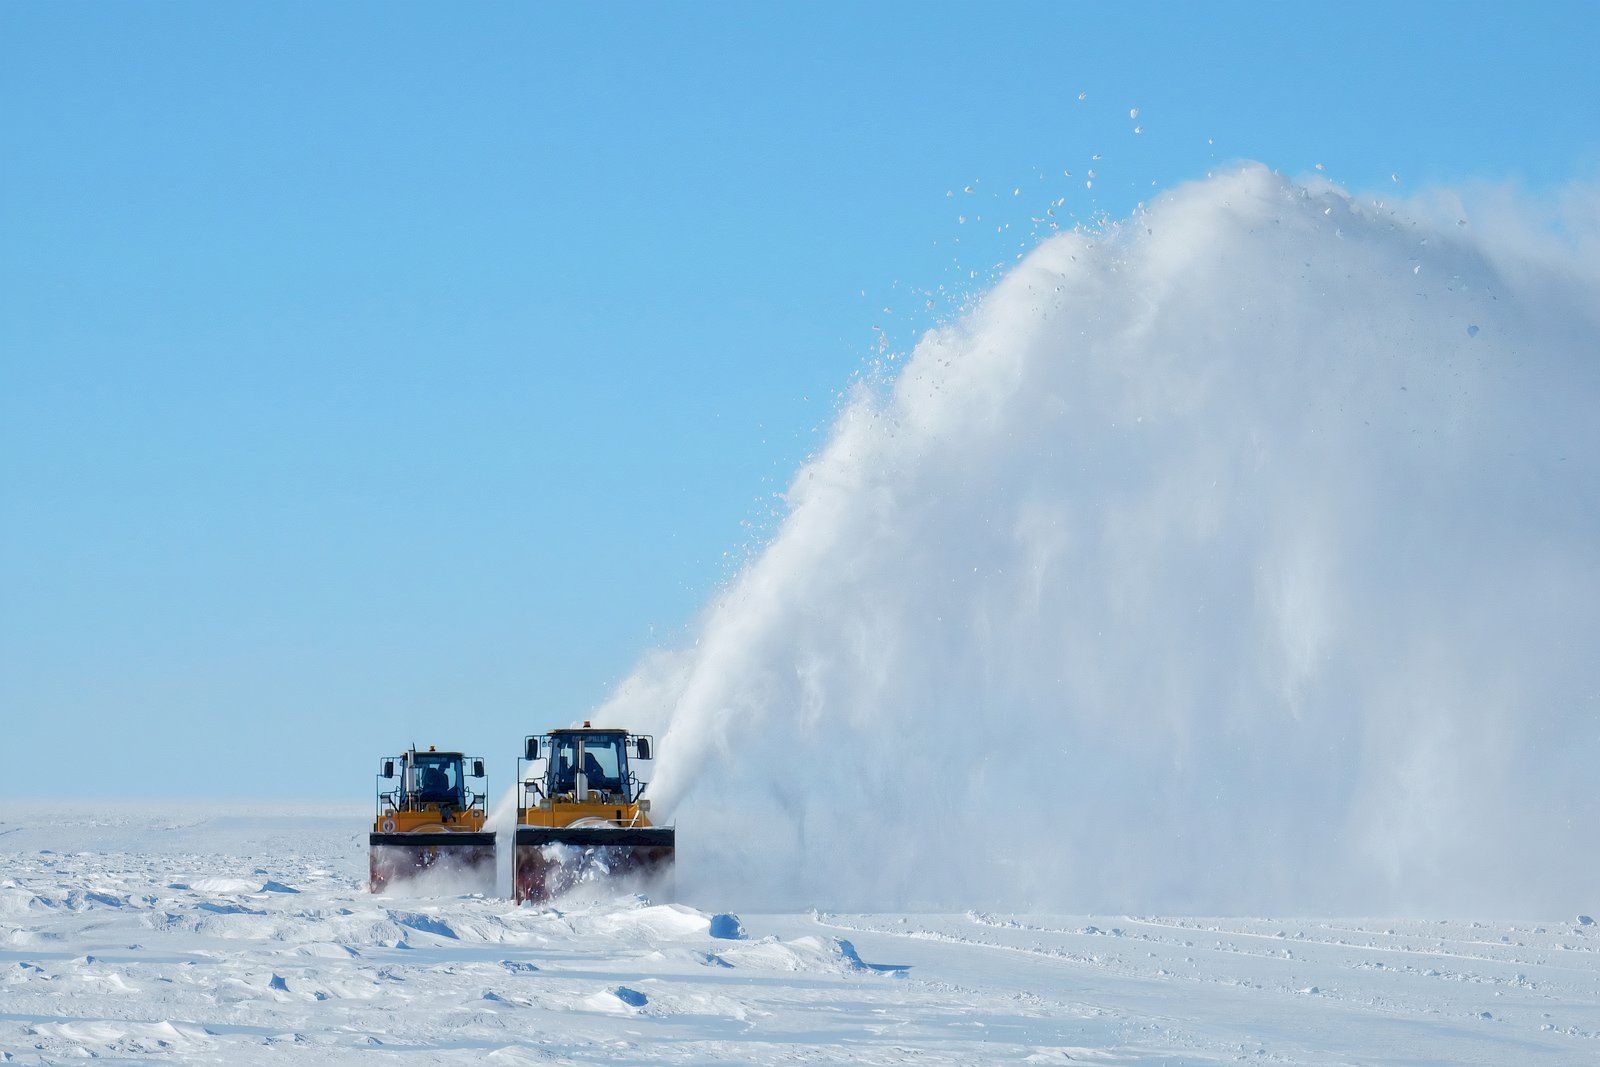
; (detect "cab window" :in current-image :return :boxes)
[550,736,580,795]
[411,754,462,803]
[580,734,626,794]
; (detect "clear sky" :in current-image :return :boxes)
[3,2,1597,798]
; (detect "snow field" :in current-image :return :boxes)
[3,804,1598,1063]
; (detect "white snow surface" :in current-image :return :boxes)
[4,804,1599,1064]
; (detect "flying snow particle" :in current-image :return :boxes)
[1133,126,1143,134]
[1129,107,1139,119]
[1413,265,1421,275]
[1077,91,1087,101]
[1315,163,1326,171]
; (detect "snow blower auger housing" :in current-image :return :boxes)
[369,746,495,893]
[513,724,674,903]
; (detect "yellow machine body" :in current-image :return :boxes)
[516,796,655,830]
[513,726,674,903]
[373,804,489,835]
[369,746,495,893]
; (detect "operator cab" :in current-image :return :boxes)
[410,750,464,805]
[378,747,487,813]
[522,726,654,806]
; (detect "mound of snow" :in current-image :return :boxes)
[189,877,266,895]
[714,934,890,976]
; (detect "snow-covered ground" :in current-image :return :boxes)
[2,804,1597,1064]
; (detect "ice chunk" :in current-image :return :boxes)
[613,986,648,1008]
[709,913,745,940]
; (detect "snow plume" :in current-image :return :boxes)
[599,164,1600,916]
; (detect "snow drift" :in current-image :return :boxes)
[599,164,1600,915]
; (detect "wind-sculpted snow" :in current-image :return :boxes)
[0,806,913,1063]
[4,806,1599,1063]
[601,164,1600,914]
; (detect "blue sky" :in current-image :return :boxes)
[4,2,1597,797]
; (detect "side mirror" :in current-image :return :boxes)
[472,759,485,779]
[635,737,652,761]
[524,737,540,761]
[381,760,395,779]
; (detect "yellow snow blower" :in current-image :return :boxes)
[513,724,674,903]
[369,746,495,892]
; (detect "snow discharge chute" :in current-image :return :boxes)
[599,164,1600,916]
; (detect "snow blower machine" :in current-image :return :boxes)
[369,745,495,893]
[513,723,674,903]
